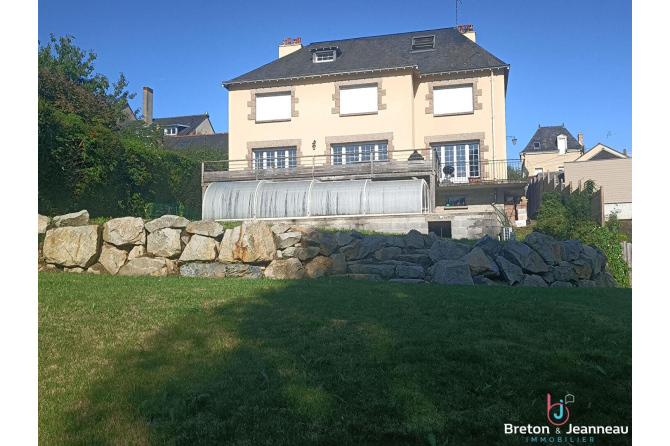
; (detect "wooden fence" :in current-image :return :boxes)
[526,173,605,226]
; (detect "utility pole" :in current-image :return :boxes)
[456,0,462,26]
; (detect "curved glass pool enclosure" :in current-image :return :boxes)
[202,179,429,220]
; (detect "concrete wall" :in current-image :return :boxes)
[605,203,632,220]
[261,214,429,234]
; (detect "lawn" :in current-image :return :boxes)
[39,273,632,445]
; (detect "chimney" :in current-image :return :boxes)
[279,36,303,58]
[458,24,476,43]
[623,149,627,156]
[578,132,583,147]
[142,86,153,125]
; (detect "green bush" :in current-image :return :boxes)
[534,183,630,288]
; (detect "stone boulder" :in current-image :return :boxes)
[179,235,219,262]
[218,220,277,263]
[282,246,321,261]
[501,241,549,274]
[334,232,354,247]
[373,247,402,261]
[394,254,433,268]
[264,258,306,279]
[429,240,471,263]
[561,240,582,262]
[52,210,89,228]
[340,239,365,261]
[186,220,224,238]
[275,231,302,249]
[147,228,183,258]
[385,236,405,248]
[347,263,395,280]
[520,274,549,287]
[594,271,618,288]
[461,247,499,277]
[180,262,262,279]
[145,215,190,233]
[118,258,167,276]
[103,217,146,247]
[296,226,322,246]
[431,260,474,285]
[495,255,524,285]
[43,225,101,268]
[523,232,564,265]
[127,245,146,260]
[98,243,128,275]
[305,256,334,279]
[396,264,425,280]
[329,253,348,275]
[38,215,50,234]
[551,281,574,288]
[270,223,292,235]
[403,229,425,249]
[319,232,339,256]
[473,234,503,258]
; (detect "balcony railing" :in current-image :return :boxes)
[202,149,439,184]
[437,159,525,184]
[201,149,525,185]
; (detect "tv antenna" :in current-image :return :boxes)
[456,0,462,26]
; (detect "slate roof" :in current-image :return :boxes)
[521,125,583,154]
[152,114,211,136]
[223,27,508,87]
[161,133,229,150]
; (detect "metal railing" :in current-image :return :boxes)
[437,159,525,184]
[202,148,439,183]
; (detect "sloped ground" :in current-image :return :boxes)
[39,273,632,445]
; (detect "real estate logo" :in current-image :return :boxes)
[546,393,574,426]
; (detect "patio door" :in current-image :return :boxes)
[432,143,480,183]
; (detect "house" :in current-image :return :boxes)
[520,125,585,176]
[141,87,215,136]
[563,143,632,220]
[208,26,524,237]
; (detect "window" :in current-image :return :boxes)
[253,148,297,169]
[313,50,336,63]
[331,142,388,165]
[255,92,292,122]
[339,84,378,115]
[558,166,564,172]
[533,142,541,148]
[432,142,480,183]
[433,85,473,115]
[535,168,544,175]
[165,126,178,136]
[412,35,435,51]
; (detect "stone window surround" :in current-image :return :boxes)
[331,78,387,116]
[424,77,483,115]
[324,132,394,164]
[247,86,299,122]
[423,132,489,158]
[246,139,303,168]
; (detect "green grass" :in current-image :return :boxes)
[39,273,632,445]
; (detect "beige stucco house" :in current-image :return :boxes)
[520,125,585,177]
[209,26,524,237]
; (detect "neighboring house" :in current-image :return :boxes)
[563,143,632,220]
[520,125,585,177]
[142,87,215,136]
[210,26,525,237]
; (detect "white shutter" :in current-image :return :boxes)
[339,85,378,115]
[256,92,292,121]
[433,86,473,115]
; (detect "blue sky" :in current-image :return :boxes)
[38,0,632,159]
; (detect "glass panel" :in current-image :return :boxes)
[277,150,286,169]
[289,149,297,168]
[455,145,466,179]
[377,143,388,161]
[469,143,480,177]
[346,145,358,164]
[361,144,373,162]
[332,146,343,165]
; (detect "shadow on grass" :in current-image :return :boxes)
[56,278,632,446]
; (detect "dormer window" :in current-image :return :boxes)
[314,50,335,63]
[165,126,178,136]
[533,142,541,148]
[411,35,435,52]
[312,47,338,63]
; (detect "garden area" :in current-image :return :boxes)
[39,273,632,445]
